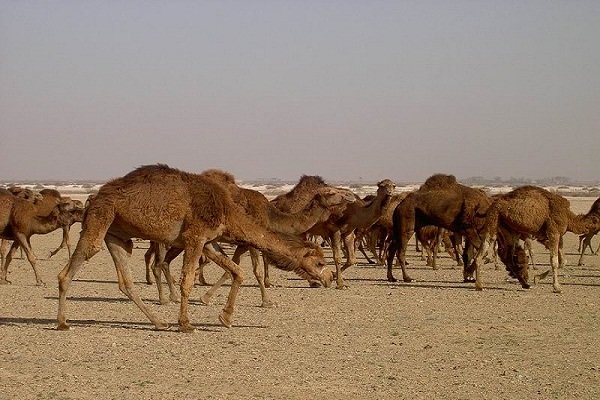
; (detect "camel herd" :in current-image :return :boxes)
[1,164,599,333]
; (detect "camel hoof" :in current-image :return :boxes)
[154,321,169,330]
[56,323,70,331]
[387,276,397,283]
[218,313,232,328]
[309,281,322,288]
[335,284,349,290]
[199,295,211,305]
[178,324,195,333]
[475,285,483,291]
[553,287,562,294]
[521,283,531,289]
[464,277,476,283]
[261,300,277,308]
[403,277,413,283]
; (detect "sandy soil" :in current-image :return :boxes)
[1,198,599,400]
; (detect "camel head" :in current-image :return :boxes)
[298,242,333,288]
[377,179,396,196]
[496,227,530,289]
[314,187,357,209]
[8,187,43,202]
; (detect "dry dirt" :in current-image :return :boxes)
[1,197,599,400]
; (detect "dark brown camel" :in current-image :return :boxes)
[473,187,600,293]
[56,165,333,333]
[386,174,491,287]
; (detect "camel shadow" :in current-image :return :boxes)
[0,316,266,332]
[373,280,519,292]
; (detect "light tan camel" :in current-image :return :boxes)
[0,188,75,285]
[474,187,600,293]
[387,174,491,286]
[56,165,333,333]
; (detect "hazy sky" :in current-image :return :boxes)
[1,1,598,182]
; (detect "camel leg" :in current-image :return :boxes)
[49,227,70,259]
[0,241,21,284]
[144,244,155,285]
[196,261,209,286]
[13,233,44,286]
[57,222,109,330]
[578,236,589,266]
[200,245,242,305]
[104,234,168,329]
[178,237,221,332]
[0,239,10,275]
[386,236,413,283]
[331,231,347,289]
[249,247,274,307]
[558,237,566,269]
[550,246,562,294]
[535,237,562,293]
[342,231,357,270]
[262,254,273,288]
[150,243,178,305]
[358,239,375,264]
[471,236,488,291]
[203,245,244,329]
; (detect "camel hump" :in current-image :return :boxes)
[421,174,457,190]
[201,169,236,184]
[297,175,326,187]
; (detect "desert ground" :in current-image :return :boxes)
[1,197,599,399]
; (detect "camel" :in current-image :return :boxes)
[48,199,86,259]
[151,169,351,307]
[266,175,357,287]
[359,193,409,266]
[0,188,76,285]
[386,174,491,286]
[1,187,43,264]
[415,226,458,268]
[56,165,333,333]
[577,227,600,266]
[473,187,600,293]
[307,179,396,288]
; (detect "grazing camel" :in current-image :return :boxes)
[387,174,491,286]
[266,175,357,287]
[473,187,600,293]
[48,199,86,259]
[0,189,76,285]
[56,164,333,332]
[155,169,351,307]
